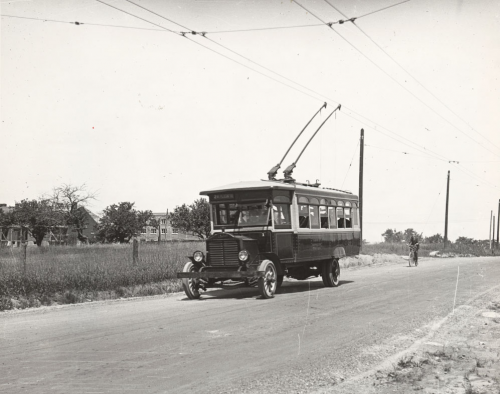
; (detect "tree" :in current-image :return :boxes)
[403,228,423,243]
[51,184,96,244]
[95,202,157,243]
[424,233,444,244]
[169,198,211,240]
[381,228,403,243]
[10,199,62,246]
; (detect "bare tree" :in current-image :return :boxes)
[51,184,97,244]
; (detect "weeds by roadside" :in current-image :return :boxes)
[0,242,203,311]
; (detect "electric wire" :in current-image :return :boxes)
[97,0,327,103]
[365,144,448,161]
[295,0,500,160]
[204,23,325,34]
[341,139,360,188]
[323,0,500,155]
[3,6,469,170]
[95,0,180,34]
[354,0,412,20]
[119,0,497,189]
[1,13,165,31]
[123,0,190,31]
[6,2,498,190]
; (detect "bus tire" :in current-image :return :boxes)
[258,260,277,299]
[322,259,340,287]
[182,262,201,300]
[277,275,284,289]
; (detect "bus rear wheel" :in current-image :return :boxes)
[322,259,340,287]
[182,262,201,299]
[258,260,277,299]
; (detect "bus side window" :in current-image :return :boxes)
[337,207,344,228]
[352,205,359,226]
[320,206,328,229]
[273,204,291,229]
[345,208,352,228]
[328,207,337,229]
[310,205,320,229]
[299,204,309,228]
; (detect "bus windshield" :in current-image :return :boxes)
[238,203,270,226]
[212,202,270,227]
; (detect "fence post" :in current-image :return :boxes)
[133,238,139,265]
[21,241,27,276]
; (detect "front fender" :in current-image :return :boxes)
[259,253,283,275]
[332,246,346,259]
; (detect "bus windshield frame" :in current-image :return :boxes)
[212,201,271,228]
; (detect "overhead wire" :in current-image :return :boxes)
[1,6,474,167]
[94,0,180,34]
[98,0,498,189]
[96,0,327,103]
[323,0,500,155]
[204,23,325,34]
[354,0,412,20]
[119,0,455,166]
[341,139,360,188]
[1,13,165,31]
[5,2,497,190]
[294,0,500,160]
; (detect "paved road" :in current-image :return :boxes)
[1,256,499,394]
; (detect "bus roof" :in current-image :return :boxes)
[200,180,357,200]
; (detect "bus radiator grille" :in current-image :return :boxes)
[208,240,239,266]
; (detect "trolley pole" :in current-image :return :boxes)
[444,170,450,250]
[359,128,364,252]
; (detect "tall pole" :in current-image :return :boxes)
[444,170,450,250]
[359,128,364,252]
[497,199,499,249]
[489,211,493,251]
[492,216,495,251]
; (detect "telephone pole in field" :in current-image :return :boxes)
[497,199,499,249]
[359,128,364,252]
[444,171,450,250]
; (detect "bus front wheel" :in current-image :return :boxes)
[258,260,277,299]
[182,262,201,299]
[322,259,340,287]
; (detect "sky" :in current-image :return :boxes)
[1,0,499,243]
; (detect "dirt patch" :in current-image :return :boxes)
[341,253,406,268]
[327,287,500,394]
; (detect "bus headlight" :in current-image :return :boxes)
[193,251,204,263]
[238,250,249,262]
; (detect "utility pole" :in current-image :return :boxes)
[359,128,364,252]
[492,216,495,252]
[444,171,450,250]
[497,199,500,249]
[489,211,493,251]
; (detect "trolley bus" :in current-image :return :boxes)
[177,102,361,299]
[177,180,360,299]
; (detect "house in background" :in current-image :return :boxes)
[0,203,99,246]
[138,212,200,242]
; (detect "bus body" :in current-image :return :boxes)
[177,179,361,299]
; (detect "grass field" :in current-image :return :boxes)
[0,242,203,311]
[0,241,496,311]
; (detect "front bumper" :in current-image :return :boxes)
[177,271,264,279]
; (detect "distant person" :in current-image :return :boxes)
[409,235,420,263]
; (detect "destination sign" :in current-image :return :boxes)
[213,193,235,200]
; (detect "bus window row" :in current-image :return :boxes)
[298,204,358,229]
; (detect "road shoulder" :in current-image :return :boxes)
[324,285,500,394]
